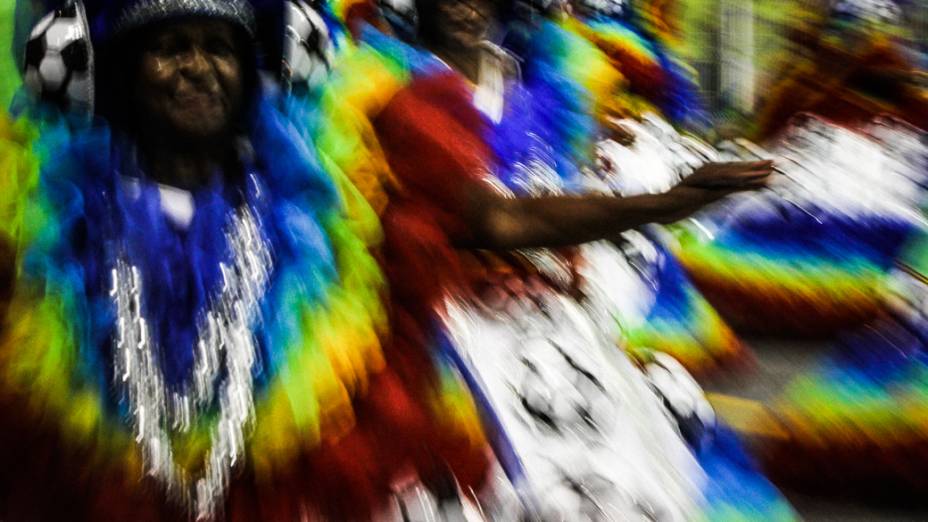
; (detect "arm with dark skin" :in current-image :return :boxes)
[461,160,773,250]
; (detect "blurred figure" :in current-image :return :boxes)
[754,0,927,140]
[0,0,495,520]
[306,0,794,518]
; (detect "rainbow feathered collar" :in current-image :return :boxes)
[0,95,387,515]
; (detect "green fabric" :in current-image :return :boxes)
[0,0,23,109]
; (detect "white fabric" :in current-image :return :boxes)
[473,42,520,124]
[447,82,710,522]
[443,291,706,521]
[121,176,196,229]
[157,184,196,229]
[709,116,928,224]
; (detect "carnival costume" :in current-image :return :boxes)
[578,2,927,341]
[667,0,928,497]
[757,117,928,497]
[580,112,751,375]
[574,0,928,499]
[505,1,747,376]
[0,1,491,520]
[306,1,796,515]
[672,113,926,337]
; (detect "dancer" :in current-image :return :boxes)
[754,0,927,140]
[308,0,791,518]
[0,0,490,519]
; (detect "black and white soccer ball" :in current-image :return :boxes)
[282,0,336,92]
[23,1,94,115]
[515,337,613,435]
[644,352,716,449]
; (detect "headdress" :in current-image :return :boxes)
[19,0,333,118]
[110,0,257,36]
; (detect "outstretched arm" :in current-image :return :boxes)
[463,160,773,250]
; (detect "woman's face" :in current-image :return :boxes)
[433,0,495,50]
[133,19,244,142]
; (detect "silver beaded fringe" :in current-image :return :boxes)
[111,206,272,520]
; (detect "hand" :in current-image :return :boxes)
[682,160,775,191]
[658,160,775,223]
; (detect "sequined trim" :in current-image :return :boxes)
[111,205,271,519]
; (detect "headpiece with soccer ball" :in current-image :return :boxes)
[21,0,335,118]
